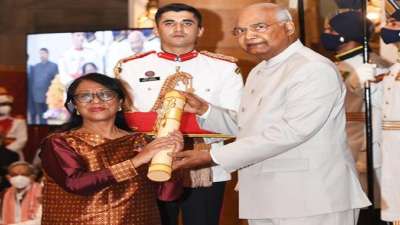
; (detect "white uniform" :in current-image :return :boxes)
[0,115,27,160]
[118,50,244,182]
[380,62,400,222]
[336,53,390,174]
[58,48,102,85]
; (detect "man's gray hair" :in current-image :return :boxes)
[276,7,293,22]
[8,161,35,175]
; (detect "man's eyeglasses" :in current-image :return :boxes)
[73,90,117,103]
[232,22,282,37]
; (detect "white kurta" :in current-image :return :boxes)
[118,50,244,182]
[380,62,400,222]
[205,40,370,219]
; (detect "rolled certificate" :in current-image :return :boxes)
[147,90,185,182]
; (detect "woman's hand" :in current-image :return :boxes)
[131,131,183,168]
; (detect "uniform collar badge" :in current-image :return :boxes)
[157,50,198,62]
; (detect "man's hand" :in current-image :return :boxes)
[179,91,209,116]
[172,150,214,170]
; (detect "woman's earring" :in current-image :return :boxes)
[76,110,80,115]
[118,105,122,111]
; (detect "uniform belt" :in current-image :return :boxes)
[382,121,400,130]
[346,112,365,122]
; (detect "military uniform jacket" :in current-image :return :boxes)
[203,40,370,219]
[380,62,400,222]
[117,50,244,182]
[336,53,389,169]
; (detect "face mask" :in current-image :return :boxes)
[9,175,31,189]
[320,33,346,51]
[0,105,11,115]
[381,28,400,44]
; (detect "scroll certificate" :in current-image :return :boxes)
[147,90,185,182]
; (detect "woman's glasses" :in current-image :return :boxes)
[73,90,117,103]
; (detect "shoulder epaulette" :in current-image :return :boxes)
[114,51,156,78]
[200,51,238,63]
[121,51,156,63]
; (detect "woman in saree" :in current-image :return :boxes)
[39,73,183,225]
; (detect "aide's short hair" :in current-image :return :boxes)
[155,3,202,27]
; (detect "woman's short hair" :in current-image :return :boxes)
[60,73,132,132]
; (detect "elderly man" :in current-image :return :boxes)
[173,3,370,225]
[0,161,42,225]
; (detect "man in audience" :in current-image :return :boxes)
[0,161,42,225]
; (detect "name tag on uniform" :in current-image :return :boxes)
[139,77,160,82]
[140,70,160,82]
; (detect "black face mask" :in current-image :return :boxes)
[320,33,346,51]
[381,28,400,44]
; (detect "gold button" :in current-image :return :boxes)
[385,101,389,105]
[147,87,152,91]
[387,87,391,91]
[250,89,255,94]
[241,107,245,112]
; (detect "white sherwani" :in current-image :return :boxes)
[204,40,370,219]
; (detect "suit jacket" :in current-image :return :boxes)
[31,61,58,103]
[203,40,370,219]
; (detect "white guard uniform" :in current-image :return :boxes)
[58,48,102,85]
[336,52,390,173]
[0,115,28,161]
[380,62,400,222]
[118,50,244,182]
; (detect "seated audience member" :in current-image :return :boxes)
[0,134,19,191]
[0,162,42,225]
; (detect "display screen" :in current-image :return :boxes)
[26,29,160,125]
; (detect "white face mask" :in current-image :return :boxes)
[0,105,11,116]
[9,175,31,189]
